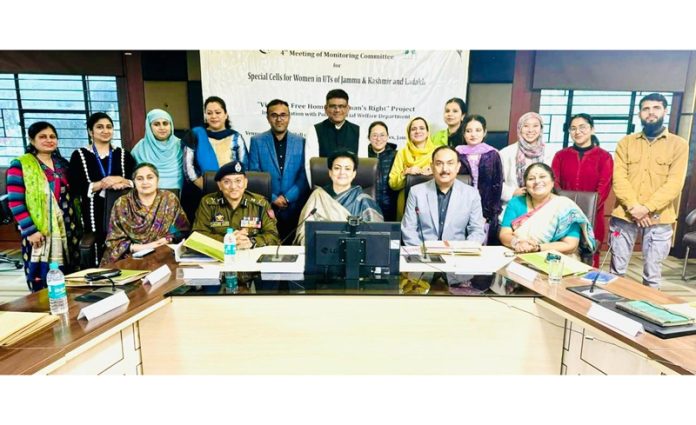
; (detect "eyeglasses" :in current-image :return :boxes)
[569,124,591,133]
[327,104,348,110]
[269,113,289,120]
[220,178,245,187]
[370,133,388,139]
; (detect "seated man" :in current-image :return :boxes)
[401,146,486,246]
[192,161,280,248]
[294,150,383,245]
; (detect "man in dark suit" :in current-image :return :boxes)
[249,99,310,243]
[401,146,485,246]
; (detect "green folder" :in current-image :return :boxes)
[183,232,224,262]
[616,300,695,327]
[517,251,592,277]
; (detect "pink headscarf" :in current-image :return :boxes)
[514,112,545,187]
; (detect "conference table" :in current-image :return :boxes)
[1,245,695,375]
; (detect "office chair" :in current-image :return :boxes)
[403,173,472,208]
[558,189,599,266]
[203,170,272,202]
[681,208,696,281]
[79,188,130,268]
[309,157,378,199]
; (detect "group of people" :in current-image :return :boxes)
[6,89,688,291]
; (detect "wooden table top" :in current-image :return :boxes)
[498,264,696,375]
[2,246,696,374]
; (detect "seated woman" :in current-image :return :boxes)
[499,163,595,257]
[7,122,80,291]
[100,163,190,265]
[294,150,383,245]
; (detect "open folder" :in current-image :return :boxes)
[64,269,149,287]
[517,251,591,277]
[0,311,58,346]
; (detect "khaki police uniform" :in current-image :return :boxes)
[192,190,280,247]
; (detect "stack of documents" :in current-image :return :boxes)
[424,240,482,255]
[0,311,58,346]
[65,269,149,286]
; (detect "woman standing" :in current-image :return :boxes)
[455,115,503,245]
[69,112,136,266]
[367,121,398,221]
[432,97,467,148]
[7,122,80,291]
[388,117,436,220]
[182,96,248,190]
[552,113,613,266]
[499,112,555,218]
[100,163,190,265]
[132,109,183,192]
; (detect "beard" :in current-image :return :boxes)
[641,116,665,136]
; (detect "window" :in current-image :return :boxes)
[538,90,674,154]
[0,73,121,166]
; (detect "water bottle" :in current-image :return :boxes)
[224,228,237,266]
[46,262,69,315]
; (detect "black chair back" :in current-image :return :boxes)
[309,157,377,199]
[558,189,598,265]
[203,170,272,202]
[404,174,472,206]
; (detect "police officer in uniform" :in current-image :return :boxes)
[192,160,280,248]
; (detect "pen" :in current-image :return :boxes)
[589,271,600,293]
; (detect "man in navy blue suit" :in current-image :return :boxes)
[249,99,310,243]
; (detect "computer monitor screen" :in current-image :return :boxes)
[304,220,401,277]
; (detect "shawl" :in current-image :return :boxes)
[512,195,596,257]
[515,112,545,186]
[294,185,383,245]
[132,109,183,190]
[455,143,497,188]
[101,190,190,265]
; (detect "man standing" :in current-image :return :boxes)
[401,146,485,245]
[304,89,367,185]
[192,161,280,248]
[610,93,689,289]
[249,99,310,243]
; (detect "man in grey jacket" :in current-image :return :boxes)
[401,146,486,246]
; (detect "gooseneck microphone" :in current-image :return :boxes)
[257,207,317,263]
[405,205,445,264]
[589,229,620,293]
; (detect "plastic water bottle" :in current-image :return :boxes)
[224,228,237,266]
[46,262,68,315]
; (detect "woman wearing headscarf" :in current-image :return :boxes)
[388,117,436,220]
[499,112,555,220]
[100,163,190,265]
[131,109,183,192]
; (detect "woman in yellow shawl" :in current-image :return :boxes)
[388,117,436,219]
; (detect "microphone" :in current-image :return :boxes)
[405,205,445,264]
[589,230,620,293]
[257,207,317,263]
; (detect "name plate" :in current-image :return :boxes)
[506,262,538,284]
[77,290,130,321]
[588,303,644,337]
[143,265,171,288]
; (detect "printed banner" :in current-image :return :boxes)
[200,50,468,148]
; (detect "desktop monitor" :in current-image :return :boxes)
[304,218,401,279]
